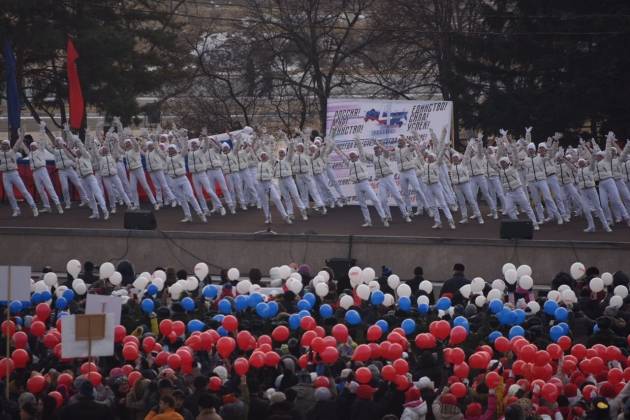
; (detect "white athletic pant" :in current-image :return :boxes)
[191,172,223,212]
[57,167,88,206]
[599,178,629,223]
[453,181,481,219]
[528,179,561,222]
[32,167,60,208]
[504,187,537,225]
[1,170,35,210]
[102,175,132,208]
[313,173,337,205]
[257,180,288,220]
[169,175,202,218]
[427,182,453,222]
[129,167,156,206]
[80,175,107,215]
[325,165,345,199]
[149,170,176,205]
[487,176,507,212]
[225,172,246,207]
[354,180,386,223]
[378,174,407,219]
[296,174,325,208]
[470,175,497,212]
[577,186,608,230]
[546,175,568,217]
[239,169,260,206]
[278,176,305,216]
[616,179,630,210]
[561,182,584,215]
[399,169,428,212]
[207,169,233,209]
[438,164,457,206]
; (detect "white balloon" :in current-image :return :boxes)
[387,274,400,290]
[486,288,503,301]
[55,285,68,298]
[169,283,183,300]
[504,269,518,285]
[419,280,433,294]
[287,277,302,294]
[547,290,560,302]
[74,281,87,295]
[360,267,376,284]
[502,263,516,275]
[471,277,485,293]
[121,296,131,305]
[194,263,209,279]
[383,293,395,307]
[312,275,324,285]
[250,284,262,293]
[518,275,533,290]
[185,276,199,292]
[356,284,371,300]
[527,301,540,313]
[315,282,329,297]
[516,265,532,279]
[350,276,361,288]
[279,265,292,280]
[417,295,429,306]
[557,284,570,293]
[72,278,84,291]
[99,262,115,280]
[289,272,303,283]
[139,272,151,280]
[397,283,411,298]
[348,266,362,279]
[109,271,122,286]
[491,279,506,291]
[66,259,81,277]
[339,295,354,309]
[34,280,49,293]
[152,277,165,291]
[589,277,604,293]
[368,280,380,292]
[611,295,624,308]
[43,272,58,287]
[601,272,613,286]
[614,285,628,298]
[269,267,281,280]
[227,268,240,281]
[152,270,166,282]
[133,276,149,290]
[474,295,486,307]
[561,289,576,304]
[459,284,472,299]
[317,270,330,282]
[236,279,252,294]
[570,262,585,280]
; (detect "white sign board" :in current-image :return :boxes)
[85,294,122,326]
[326,98,453,204]
[61,313,116,358]
[0,266,31,301]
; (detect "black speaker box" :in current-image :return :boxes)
[500,219,533,239]
[124,210,157,230]
[326,257,356,291]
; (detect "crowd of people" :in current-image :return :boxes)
[1,120,630,232]
[1,258,630,420]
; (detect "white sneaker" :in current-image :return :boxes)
[478,216,485,225]
[180,217,192,223]
[110,208,117,214]
[40,207,51,214]
[230,207,236,215]
[533,224,540,231]
[241,205,248,211]
[79,201,88,207]
[320,206,327,215]
[414,208,423,216]
[361,221,372,227]
[557,218,563,225]
[285,217,293,224]
[154,203,160,211]
[65,203,71,210]
[605,225,613,232]
[11,209,20,217]
[88,213,98,219]
[200,214,208,223]
[583,227,595,233]
[32,207,39,217]
[171,200,177,208]
[382,218,389,227]
[56,204,64,214]
[431,222,442,229]
[265,218,271,224]
[448,220,456,230]
[563,215,570,223]
[427,209,434,218]
[404,216,412,223]
[328,202,335,209]
[459,218,468,224]
[220,207,226,216]
[492,211,499,220]
[485,213,493,218]
[103,211,110,221]
[204,209,211,216]
[301,209,308,221]
[544,217,553,223]
[336,200,344,208]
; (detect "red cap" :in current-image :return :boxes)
[405,387,421,403]
[440,393,457,405]
[599,382,616,398]
[313,376,330,389]
[466,403,483,417]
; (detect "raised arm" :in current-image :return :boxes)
[354,134,368,161]
[333,144,349,164]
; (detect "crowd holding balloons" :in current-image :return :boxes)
[2,257,630,420]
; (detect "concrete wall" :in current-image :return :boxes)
[1,227,629,284]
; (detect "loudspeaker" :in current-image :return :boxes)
[500,219,533,239]
[124,210,157,230]
[326,257,356,291]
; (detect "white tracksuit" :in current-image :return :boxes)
[236,148,260,206]
[146,148,176,205]
[273,157,305,217]
[291,149,325,208]
[47,144,88,206]
[494,162,538,225]
[594,157,629,223]
[256,160,288,220]
[165,153,203,218]
[311,154,338,206]
[221,149,246,208]
[521,154,562,222]
[99,153,132,209]
[418,154,453,224]
[575,165,609,230]
[448,163,481,220]
[125,148,157,207]
[542,158,568,218]
[339,153,386,224]
[484,155,507,212]
[0,144,36,212]
[186,147,222,213]
[205,145,234,210]
[29,148,61,209]
[393,146,428,212]
[468,154,497,213]
[321,142,345,200]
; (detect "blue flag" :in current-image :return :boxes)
[2,40,20,130]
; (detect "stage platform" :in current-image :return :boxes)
[0,205,628,284]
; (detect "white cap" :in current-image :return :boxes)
[349,151,359,158]
[296,143,305,149]
[314,136,323,143]
[124,138,133,145]
[145,141,154,146]
[578,158,587,165]
[29,141,39,149]
[167,144,178,151]
[189,139,200,146]
[278,148,286,154]
[221,143,231,150]
[596,151,606,157]
[1,139,10,145]
[538,143,548,150]
[499,157,510,165]
[259,151,268,158]
[527,143,536,150]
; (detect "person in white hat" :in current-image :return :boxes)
[143,140,177,208]
[25,122,63,214]
[97,144,132,213]
[309,143,342,208]
[121,136,159,211]
[253,148,291,225]
[318,135,347,205]
[567,154,611,232]
[231,132,260,209]
[0,129,38,217]
[69,135,109,220]
[219,138,247,211]
[484,141,507,215]
[608,135,630,210]
[468,132,499,219]
[447,144,483,225]
[164,144,206,223]
[537,135,570,221]
[204,135,235,214]
[182,136,225,216]
[392,135,430,217]
[109,117,133,201]
[272,138,308,222]
[289,134,327,215]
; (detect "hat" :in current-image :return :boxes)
[314,387,332,401]
[347,381,359,393]
[508,384,521,397]
[349,151,359,158]
[538,143,548,150]
[415,376,434,390]
[356,384,376,400]
[18,392,36,409]
[79,380,94,397]
[440,393,457,405]
[499,157,510,165]
[466,403,483,417]
[313,376,330,389]
[296,143,305,149]
[221,143,231,150]
[213,366,228,381]
[527,143,536,150]
[1,139,10,145]
[404,387,421,403]
[340,368,353,379]
[269,391,286,405]
[167,144,178,151]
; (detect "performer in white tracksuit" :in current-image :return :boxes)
[71,137,109,220]
[164,144,207,223]
[468,134,499,219]
[25,122,63,214]
[232,134,260,209]
[334,144,389,228]
[205,136,235,214]
[110,118,133,200]
[121,138,159,210]
[144,141,177,208]
[607,137,630,211]
[447,143,483,224]
[273,145,308,221]
[356,136,411,223]
[569,157,611,232]
[97,145,132,213]
[220,140,247,211]
[484,144,507,214]
[254,149,291,225]
[289,140,328,215]
[391,136,429,216]
[537,140,569,221]
[309,144,339,208]
[183,137,225,216]
[0,129,38,217]
[318,136,346,205]
[44,130,89,209]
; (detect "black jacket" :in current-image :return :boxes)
[57,397,113,420]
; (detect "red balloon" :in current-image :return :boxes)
[11,331,28,349]
[451,382,467,398]
[585,348,598,359]
[217,337,236,359]
[128,371,142,387]
[57,372,73,387]
[120,364,133,375]
[265,351,280,367]
[48,390,63,408]
[562,358,577,374]
[449,326,468,345]
[36,303,51,321]
[156,351,169,366]
[30,321,46,337]
[468,353,486,370]
[429,320,451,341]
[43,332,59,349]
[80,362,98,374]
[11,348,29,368]
[415,333,436,349]
[298,354,309,370]
[609,368,623,385]
[272,326,290,342]
[311,337,326,353]
[571,344,586,360]
[142,336,156,353]
[320,347,339,365]
[546,344,562,360]
[323,336,337,349]
[557,335,572,351]
[449,348,465,365]
[27,375,47,394]
[582,384,597,401]
[453,362,470,379]
[249,351,265,368]
[1,320,15,337]
[368,343,381,359]
[186,335,203,352]
[123,345,139,361]
[381,365,396,381]
[314,326,326,338]
[313,376,330,389]
[394,374,410,391]
[532,363,553,381]
[606,346,622,362]
[222,315,238,332]
[541,383,558,402]
[159,319,172,336]
[301,330,317,347]
[300,316,316,331]
[512,360,525,376]
[519,345,537,363]
[234,357,249,376]
[355,367,372,384]
[486,371,500,389]
[237,331,253,351]
[393,358,408,375]
[590,356,604,373]
[332,324,349,343]
[85,371,102,386]
[592,344,606,359]
[367,325,382,342]
[257,334,272,346]
[0,358,14,379]
[172,320,185,336]
[258,343,272,353]
[534,350,550,367]
[176,348,193,366]
[113,325,126,343]
[494,337,511,353]
[623,367,630,382]
[208,376,222,391]
[167,353,182,369]
[353,344,372,362]
[387,342,403,361]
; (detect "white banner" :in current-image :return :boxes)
[325,98,453,205]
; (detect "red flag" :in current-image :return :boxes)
[67,38,84,130]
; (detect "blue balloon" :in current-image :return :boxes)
[218,299,232,314]
[488,331,503,342]
[543,300,558,316]
[558,322,570,335]
[375,319,389,333]
[513,309,526,324]
[319,304,333,318]
[298,310,311,319]
[235,295,249,312]
[398,296,411,312]
[554,307,568,321]
[14,316,23,326]
[141,298,154,314]
[549,325,564,342]
[9,300,22,314]
[497,308,513,325]
[453,316,469,331]
[267,301,279,318]
[371,291,384,305]
[20,301,31,309]
[147,284,158,296]
[41,291,52,302]
[418,303,430,314]
[436,297,451,311]
[303,293,316,306]
[212,314,225,322]
[297,299,312,311]
[202,285,218,299]
[256,302,269,318]
[508,325,525,339]
[187,319,204,333]
[57,311,70,319]
[345,309,361,325]
[401,318,416,335]
[289,313,301,330]
[217,326,228,336]
[62,289,75,302]
[55,297,68,310]
[489,299,503,314]
[181,297,195,312]
[31,293,42,304]
[248,293,263,308]
[593,324,600,334]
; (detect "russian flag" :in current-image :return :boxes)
[2,40,20,130]
[67,38,85,130]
